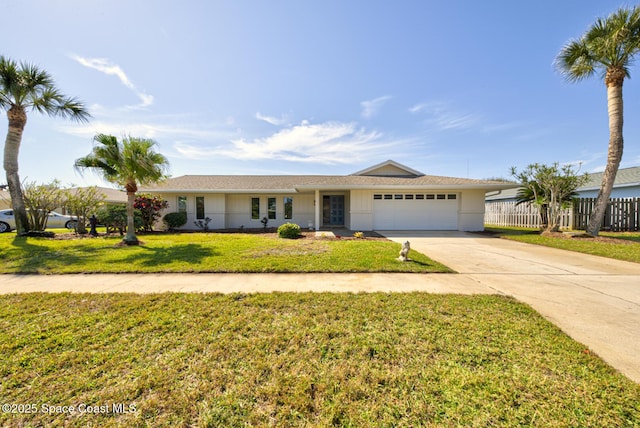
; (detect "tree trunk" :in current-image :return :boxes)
[3,106,30,235]
[124,190,139,245]
[587,74,624,236]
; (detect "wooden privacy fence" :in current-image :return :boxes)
[573,198,640,231]
[485,197,640,231]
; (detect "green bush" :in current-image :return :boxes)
[277,222,301,239]
[96,204,142,235]
[163,212,188,231]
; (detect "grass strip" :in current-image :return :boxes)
[1,293,638,427]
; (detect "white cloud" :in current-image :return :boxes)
[57,117,236,144]
[412,101,480,131]
[408,103,427,114]
[71,55,154,108]
[255,112,288,126]
[361,95,392,119]
[174,121,398,164]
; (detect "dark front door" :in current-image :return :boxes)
[323,195,344,226]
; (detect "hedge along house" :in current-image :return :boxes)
[141,160,516,232]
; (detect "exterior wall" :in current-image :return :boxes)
[349,189,374,231]
[458,189,486,231]
[156,193,225,230]
[226,193,314,229]
[158,192,314,230]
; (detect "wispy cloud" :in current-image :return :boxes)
[413,101,480,131]
[71,55,154,109]
[408,103,427,114]
[255,112,288,126]
[174,121,398,164]
[361,95,392,119]
[57,115,236,144]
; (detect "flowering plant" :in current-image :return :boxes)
[134,194,169,231]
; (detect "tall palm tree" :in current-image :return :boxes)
[0,56,90,235]
[555,6,640,236]
[75,134,169,245]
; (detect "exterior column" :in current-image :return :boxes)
[314,189,320,230]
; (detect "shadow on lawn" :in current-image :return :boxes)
[10,236,86,273]
[118,243,219,267]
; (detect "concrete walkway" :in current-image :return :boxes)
[1,231,639,383]
[381,231,640,384]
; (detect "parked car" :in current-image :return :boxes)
[0,209,78,233]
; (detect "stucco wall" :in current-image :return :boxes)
[458,189,486,231]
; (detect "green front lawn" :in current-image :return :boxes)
[0,232,451,274]
[1,293,638,427]
[485,227,640,264]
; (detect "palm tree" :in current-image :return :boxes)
[0,56,90,235]
[75,134,169,245]
[555,6,640,236]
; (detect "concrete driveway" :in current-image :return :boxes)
[380,231,640,383]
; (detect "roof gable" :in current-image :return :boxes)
[351,160,424,177]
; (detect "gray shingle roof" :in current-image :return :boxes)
[142,174,515,193]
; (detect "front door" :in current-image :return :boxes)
[322,195,344,226]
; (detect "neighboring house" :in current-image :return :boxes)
[141,160,515,232]
[486,165,640,203]
[0,189,9,210]
[0,187,127,212]
[576,166,640,198]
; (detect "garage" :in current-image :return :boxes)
[372,192,459,230]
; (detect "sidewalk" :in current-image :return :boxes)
[0,272,493,295]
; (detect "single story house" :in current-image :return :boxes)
[142,160,515,231]
[486,165,640,203]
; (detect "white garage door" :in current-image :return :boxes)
[373,192,459,230]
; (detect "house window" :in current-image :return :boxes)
[268,197,276,220]
[251,198,260,220]
[416,194,425,200]
[177,196,187,213]
[405,194,414,200]
[384,194,392,200]
[447,194,457,200]
[373,194,382,200]
[284,197,293,220]
[437,194,446,200]
[196,196,205,219]
[426,194,435,200]
[394,194,403,200]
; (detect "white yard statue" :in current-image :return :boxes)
[398,241,410,262]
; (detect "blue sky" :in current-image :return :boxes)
[4,0,640,188]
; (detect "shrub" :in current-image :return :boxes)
[163,212,187,231]
[353,231,365,239]
[134,194,169,232]
[277,222,301,239]
[97,204,142,236]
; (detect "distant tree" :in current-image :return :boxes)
[134,194,168,232]
[22,180,67,231]
[74,134,169,245]
[510,163,588,232]
[555,6,640,235]
[64,187,106,234]
[0,56,90,235]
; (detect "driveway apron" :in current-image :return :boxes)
[380,231,640,383]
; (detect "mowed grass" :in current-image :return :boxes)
[0,232,451,274]
[1,293,638,427]
[485,227,640,263]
